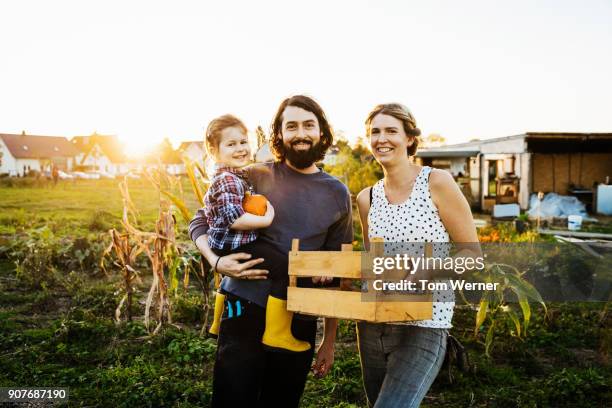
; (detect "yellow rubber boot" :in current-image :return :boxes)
[209,292,225,338]
[262,296,311,352]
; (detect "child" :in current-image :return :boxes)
[204,114,310,353]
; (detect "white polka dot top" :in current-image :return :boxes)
[368,166,454,328]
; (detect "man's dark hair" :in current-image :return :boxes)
[270,95,334,162]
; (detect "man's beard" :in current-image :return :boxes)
[282,139,325,169]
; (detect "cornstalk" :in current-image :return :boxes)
[101,180,146,323]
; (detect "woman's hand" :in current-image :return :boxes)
[312,338,335,378]
[214,253,269,280]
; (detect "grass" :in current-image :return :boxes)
[1,180,611,407]
[0,178,200,235]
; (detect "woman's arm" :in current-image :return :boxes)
[355,187,372,251]
[428,170,482,277]
[429,169,479,244]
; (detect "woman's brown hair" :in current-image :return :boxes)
[365,103,421,156]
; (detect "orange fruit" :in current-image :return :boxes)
[243,192,267,216]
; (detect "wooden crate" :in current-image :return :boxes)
[286,238,433,322]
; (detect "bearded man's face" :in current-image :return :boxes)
[279,106,324,169]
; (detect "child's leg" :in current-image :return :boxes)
[236,240,310,352]
[232,239,289,298]
[208,247,232,338]
[208,289,225,338]
[262,295,310,352]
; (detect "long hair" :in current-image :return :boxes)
[365,103,421,156]
[270,95,334,162]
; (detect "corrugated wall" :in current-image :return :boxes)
[532,153,612,193]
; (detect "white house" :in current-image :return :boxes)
[0,132,78,176]
[416,132,612,212]
[322,145,341,166]
[178,141,206,166]
[254,143,275,163]
[71,133,130,175]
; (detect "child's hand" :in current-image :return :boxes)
[262,201,275,227]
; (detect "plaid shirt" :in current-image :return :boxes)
[204,166,258,250]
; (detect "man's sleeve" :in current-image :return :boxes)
[323,187,354,250]
[188,208,209,242]
[188,173,245,242]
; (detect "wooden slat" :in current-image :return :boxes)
[288,251,364,278]
[375,300,433,322]
[287,287,433,322]
[287,287,375,320]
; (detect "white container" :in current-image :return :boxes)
[567,215,583,231]
[493,204,520,218]
[596,184,612,215]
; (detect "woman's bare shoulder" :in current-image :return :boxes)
[429,168,456,191]
[356,187,371,205]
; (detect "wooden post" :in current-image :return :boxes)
[340,243,354,290]
[289,239,299,287]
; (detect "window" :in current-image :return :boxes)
[488,160,498,196]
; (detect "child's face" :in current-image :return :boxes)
[214,126,251,168]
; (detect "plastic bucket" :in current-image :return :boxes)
[567,215,583,231]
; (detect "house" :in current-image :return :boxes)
[416,132,612,212]
[71,133,130,175]
[254,143,275,163]
[140,138,185,175]
[322,145,341,166]
[0,132,79,176]
[178,141,206,167]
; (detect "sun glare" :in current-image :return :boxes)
[122,137,157,159]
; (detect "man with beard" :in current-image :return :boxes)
[189,95,353,407]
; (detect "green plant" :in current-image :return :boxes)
[12,226,61,289]
[474,263,547,357]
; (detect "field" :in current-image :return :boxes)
[1,178,611,407]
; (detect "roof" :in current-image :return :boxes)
[0,133,79,159]
[419,132,612,153]
[71,133,127,163]
[525,132,612,138]
[417,149,479,158]
[142,138,184,164]
[178,141,204,151]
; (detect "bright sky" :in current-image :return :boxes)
[1,0,611,154]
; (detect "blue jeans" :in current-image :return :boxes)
[357,322,448,408]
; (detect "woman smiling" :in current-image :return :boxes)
[356,103,479,407]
